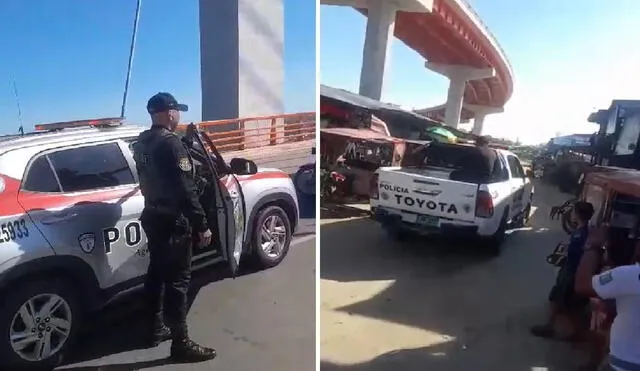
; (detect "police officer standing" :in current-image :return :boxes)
[133,92,216,362]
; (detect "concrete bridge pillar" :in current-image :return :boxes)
[199,0,284,123]
[464,104,504,135]
[321,0,434,101]
[358,0,397,100]
[425,62,495,129]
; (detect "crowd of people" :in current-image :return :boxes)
[530,201,640,371]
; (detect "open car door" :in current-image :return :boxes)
[185,123,246,276]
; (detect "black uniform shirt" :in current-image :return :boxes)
[133,125,208,232]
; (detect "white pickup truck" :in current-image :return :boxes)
[370,142,534,254]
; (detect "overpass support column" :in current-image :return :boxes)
[199,0,284,122]
[465,104,504,135]
[359,0,397,100]
[426,62,495,129]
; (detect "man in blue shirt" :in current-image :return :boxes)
[531,201,595,341]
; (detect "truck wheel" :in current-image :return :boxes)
[0,278,82,371]
[250,205,292,269]
[512,204,532,228]
[522,204,532,226]
[484,211,508,255]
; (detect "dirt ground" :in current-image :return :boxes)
[320,181,589,371]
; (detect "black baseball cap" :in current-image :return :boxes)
[146,92,189,114]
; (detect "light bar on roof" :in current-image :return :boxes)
[34,117,125,131]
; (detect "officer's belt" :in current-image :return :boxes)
[144,203,178,217]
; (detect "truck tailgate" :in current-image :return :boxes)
[377,168,478,222]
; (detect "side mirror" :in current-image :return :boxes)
[311,147,316,155]
[230,158,258,175]
[525,169,534,178]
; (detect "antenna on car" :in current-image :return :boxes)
[34,117,125,132]
[11,76,24,136]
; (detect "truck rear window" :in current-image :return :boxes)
[414,143,507,183]
[420,143,485,170]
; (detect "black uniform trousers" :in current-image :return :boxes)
[141,208,192,340]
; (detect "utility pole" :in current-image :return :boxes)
[120,0,142,119]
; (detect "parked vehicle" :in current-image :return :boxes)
[370,142,534,254]
[0,118,299,370]
[293,147,316,197]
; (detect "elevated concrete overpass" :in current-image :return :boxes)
[321,0,513,134]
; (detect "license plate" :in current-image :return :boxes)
[416,214,439,226]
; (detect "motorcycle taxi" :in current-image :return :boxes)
[547,167,640,368]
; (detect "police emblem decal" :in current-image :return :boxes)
[178,157,192,172]
[78,233,96,254]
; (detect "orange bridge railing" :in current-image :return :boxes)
[177,112,316,174]
[178,112,315,152]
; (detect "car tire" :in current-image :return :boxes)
[522,203,532,226]
[512,203,532,229]
[250,205,292,269]
[483,210,508,256]
[0,278,82,371]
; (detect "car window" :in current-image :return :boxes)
[490,155,510,182]
[22,156,61,193]
[48,142,135,192]
[507,155,525,178]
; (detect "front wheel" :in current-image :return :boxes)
[0,279,82,371]
[250,205,293,269]
[512,203,532,229]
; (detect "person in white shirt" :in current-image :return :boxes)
[575,226,640,371]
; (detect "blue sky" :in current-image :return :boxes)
[0,0,315,135]
[321,0,640,144]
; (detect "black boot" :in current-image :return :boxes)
[170,339,217,362]
[148,323,172,347]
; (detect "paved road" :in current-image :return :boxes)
[320,181,588,370]
[56,234,316,371]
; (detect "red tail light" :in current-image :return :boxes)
[475,190,494,218]
[370,173,379,199]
